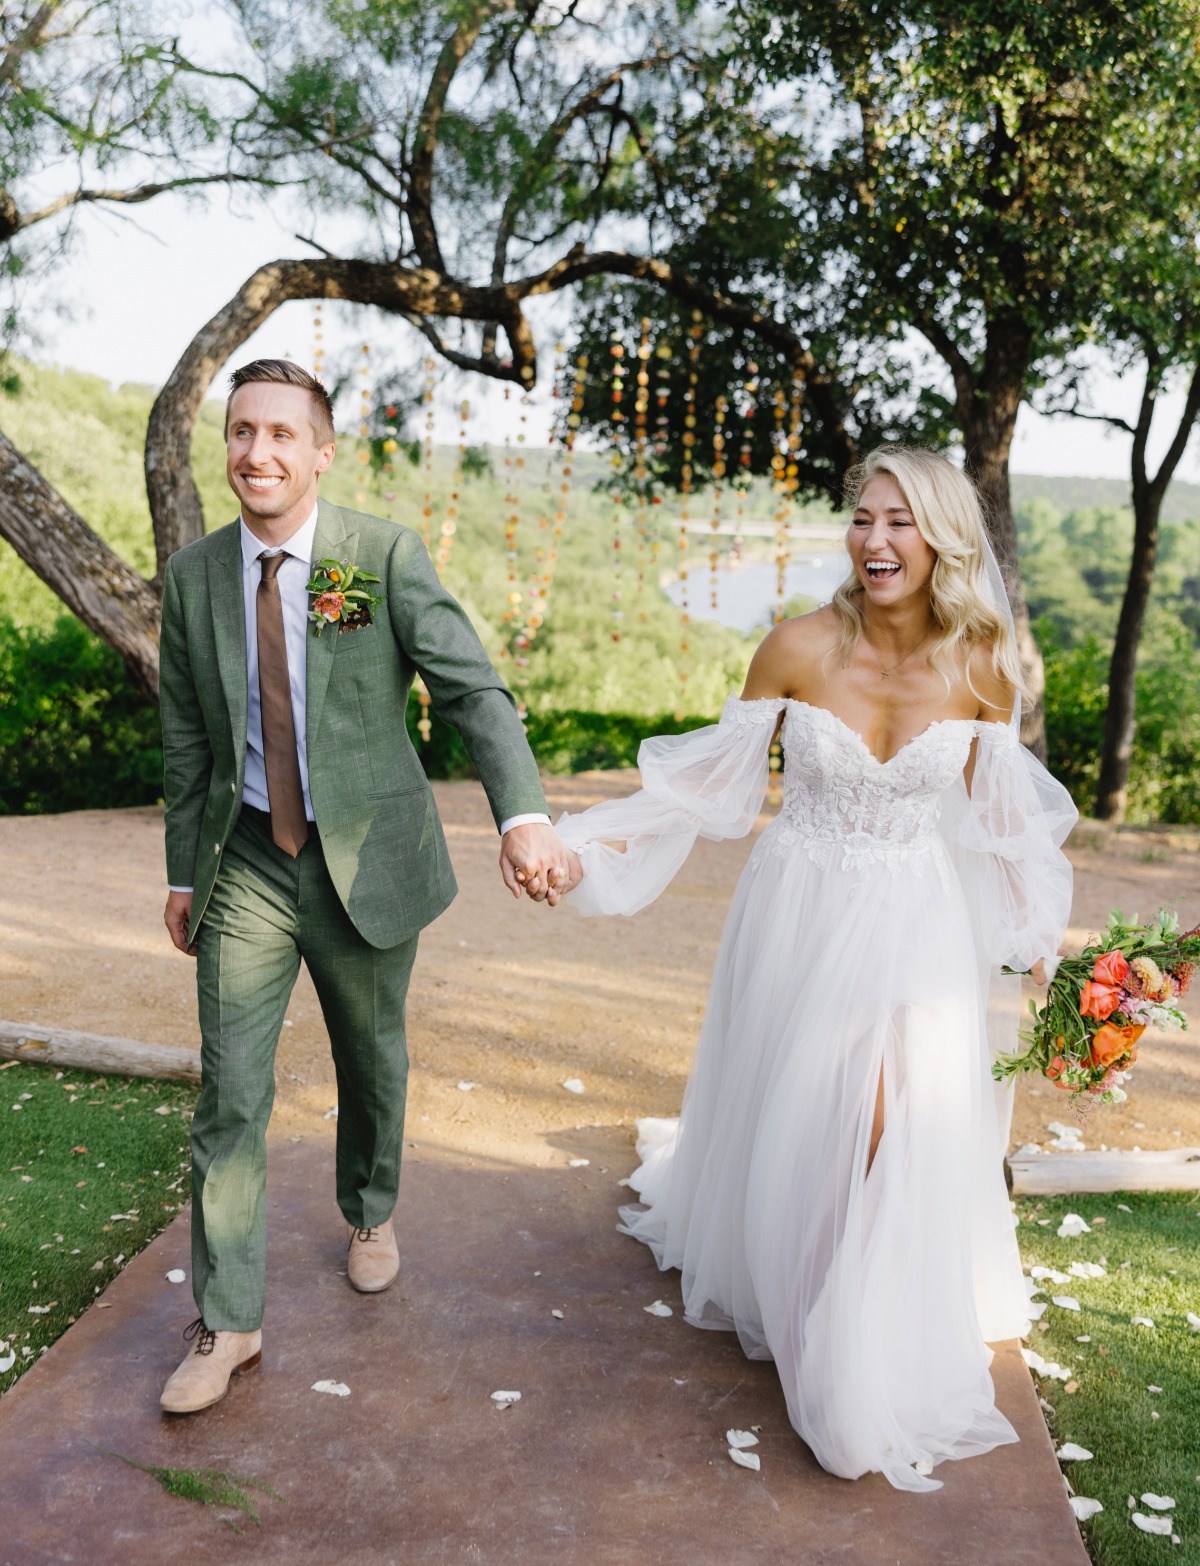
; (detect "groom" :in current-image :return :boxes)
[158,358,574,1413]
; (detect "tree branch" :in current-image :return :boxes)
[15,170,285,231]
[0,425,160,698]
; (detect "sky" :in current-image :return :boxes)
[28,188,1200,486]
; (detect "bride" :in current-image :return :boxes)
[555,447,1077,1492]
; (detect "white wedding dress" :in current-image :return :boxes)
[555,696,1076,1492]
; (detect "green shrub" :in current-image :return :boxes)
[1039,618,1200,823]
[0,617,162,815]
[406,700,711,780]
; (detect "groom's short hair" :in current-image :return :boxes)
[225,359,336,447]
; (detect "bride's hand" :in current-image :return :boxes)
[1030,944,1069,987]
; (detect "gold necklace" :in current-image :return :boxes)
[864,633,932,681]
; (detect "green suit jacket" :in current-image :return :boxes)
[159,497,549,949]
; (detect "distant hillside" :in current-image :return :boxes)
[1011,472,1200,523]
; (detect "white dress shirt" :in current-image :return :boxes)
[240,507,319,820]
[167,505,547,891]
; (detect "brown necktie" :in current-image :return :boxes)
[256,551,309,857]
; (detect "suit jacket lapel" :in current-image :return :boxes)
[207,522,248,748]
[307,498,358,746]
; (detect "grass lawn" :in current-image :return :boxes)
[0,1059,197,1393]
[1016,1192,1200,1564]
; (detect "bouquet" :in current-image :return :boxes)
[992,909,1199,1106]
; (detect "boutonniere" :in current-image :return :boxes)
[305,558,386,636]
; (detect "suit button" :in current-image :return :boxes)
[215,844,221,855]
[231,782,236,794]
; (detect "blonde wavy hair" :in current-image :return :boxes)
[831,446,1029,706]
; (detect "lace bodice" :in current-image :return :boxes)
[767,701,975,871]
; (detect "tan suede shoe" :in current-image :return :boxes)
[346,1218,399,1293]
[160,1318,262,1414]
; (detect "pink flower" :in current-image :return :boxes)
[1092,949,1129,987]
[313,591,345,622]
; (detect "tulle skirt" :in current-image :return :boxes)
[618,824,1030,1492]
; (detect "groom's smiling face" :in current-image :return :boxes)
[226,381,336,538]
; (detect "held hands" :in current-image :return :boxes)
[164,890,196,956]
[499,822,584,907]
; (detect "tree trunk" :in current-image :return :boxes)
[960,393,1047,761]
[0,426,161,700]
[1094,485,1160,820]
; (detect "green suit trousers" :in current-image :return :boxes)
[192,805,417,1331]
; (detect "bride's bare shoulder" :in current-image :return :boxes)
[741,605,840,699]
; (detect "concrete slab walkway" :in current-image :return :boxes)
[0,1138,1088,1566]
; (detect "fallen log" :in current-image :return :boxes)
[0,1020,201,1084]
[1010,1147,1200,1196]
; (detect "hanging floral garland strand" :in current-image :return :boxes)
[676,312,703,719]
[513,347,581,674]
[735,363,758,554]
[633,319,652,619]
[609,331,627,642]
[710,393,728,612]
[312,302,324,382]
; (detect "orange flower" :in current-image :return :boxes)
[1079,980,1120,1021]
[1044,1052,1073,1089]
[1092,949,1129,987]
[1089,1021,1145,1071]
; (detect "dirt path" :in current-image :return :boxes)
[1,781,1198,1163]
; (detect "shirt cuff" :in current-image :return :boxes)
[167,885,194,894]
[498,813,552,836]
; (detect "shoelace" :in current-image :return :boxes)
[352,1226,380,1245]
[183,1316,218,1356]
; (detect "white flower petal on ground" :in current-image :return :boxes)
[1031,1266,1069,1284]
[1070,1498,1104,1521]
[726,1430,759,1449]
[164,1269,186,1284]
[0,1350,14,1374]
[322,1106,338,1120]
[1050,1136,1087,1151]
[568,1158,590,1168]
[1068,1261,1106,1280]
[1147,1385,1163,1394]
[551,1309,564,1320]
[1186,1312,1200,1332]
[1021,1347,1072,1381]
[1076,1335,1092,1343]
[728,1448,761,1472]
[311,1380,350,1396]
[1057,1443,1094,1462]
[1014,1143,1042,1157]
[456,1081,477,1092]
[561,1078,585,1095]
[1058,1213,1091,1238]
[1142,1494,1176,1511]
[1117,1203,1132,1212]
[490,1390,521,1404]
[1131,1316,1155,1328]
[1052,1296,1082,1312]
[644,1299,673,1318]
[1132,1513,1173,1536]
[1026,1300,1048,1321]
[27,1305,51,1315]
[914,1459,934,1477]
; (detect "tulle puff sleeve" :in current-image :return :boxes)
[555,696,785,917]
[943,721,1078,972]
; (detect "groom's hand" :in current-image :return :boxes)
[164,890,196,956]
[499,824,582,907]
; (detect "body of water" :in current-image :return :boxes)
[663,551,850,634]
